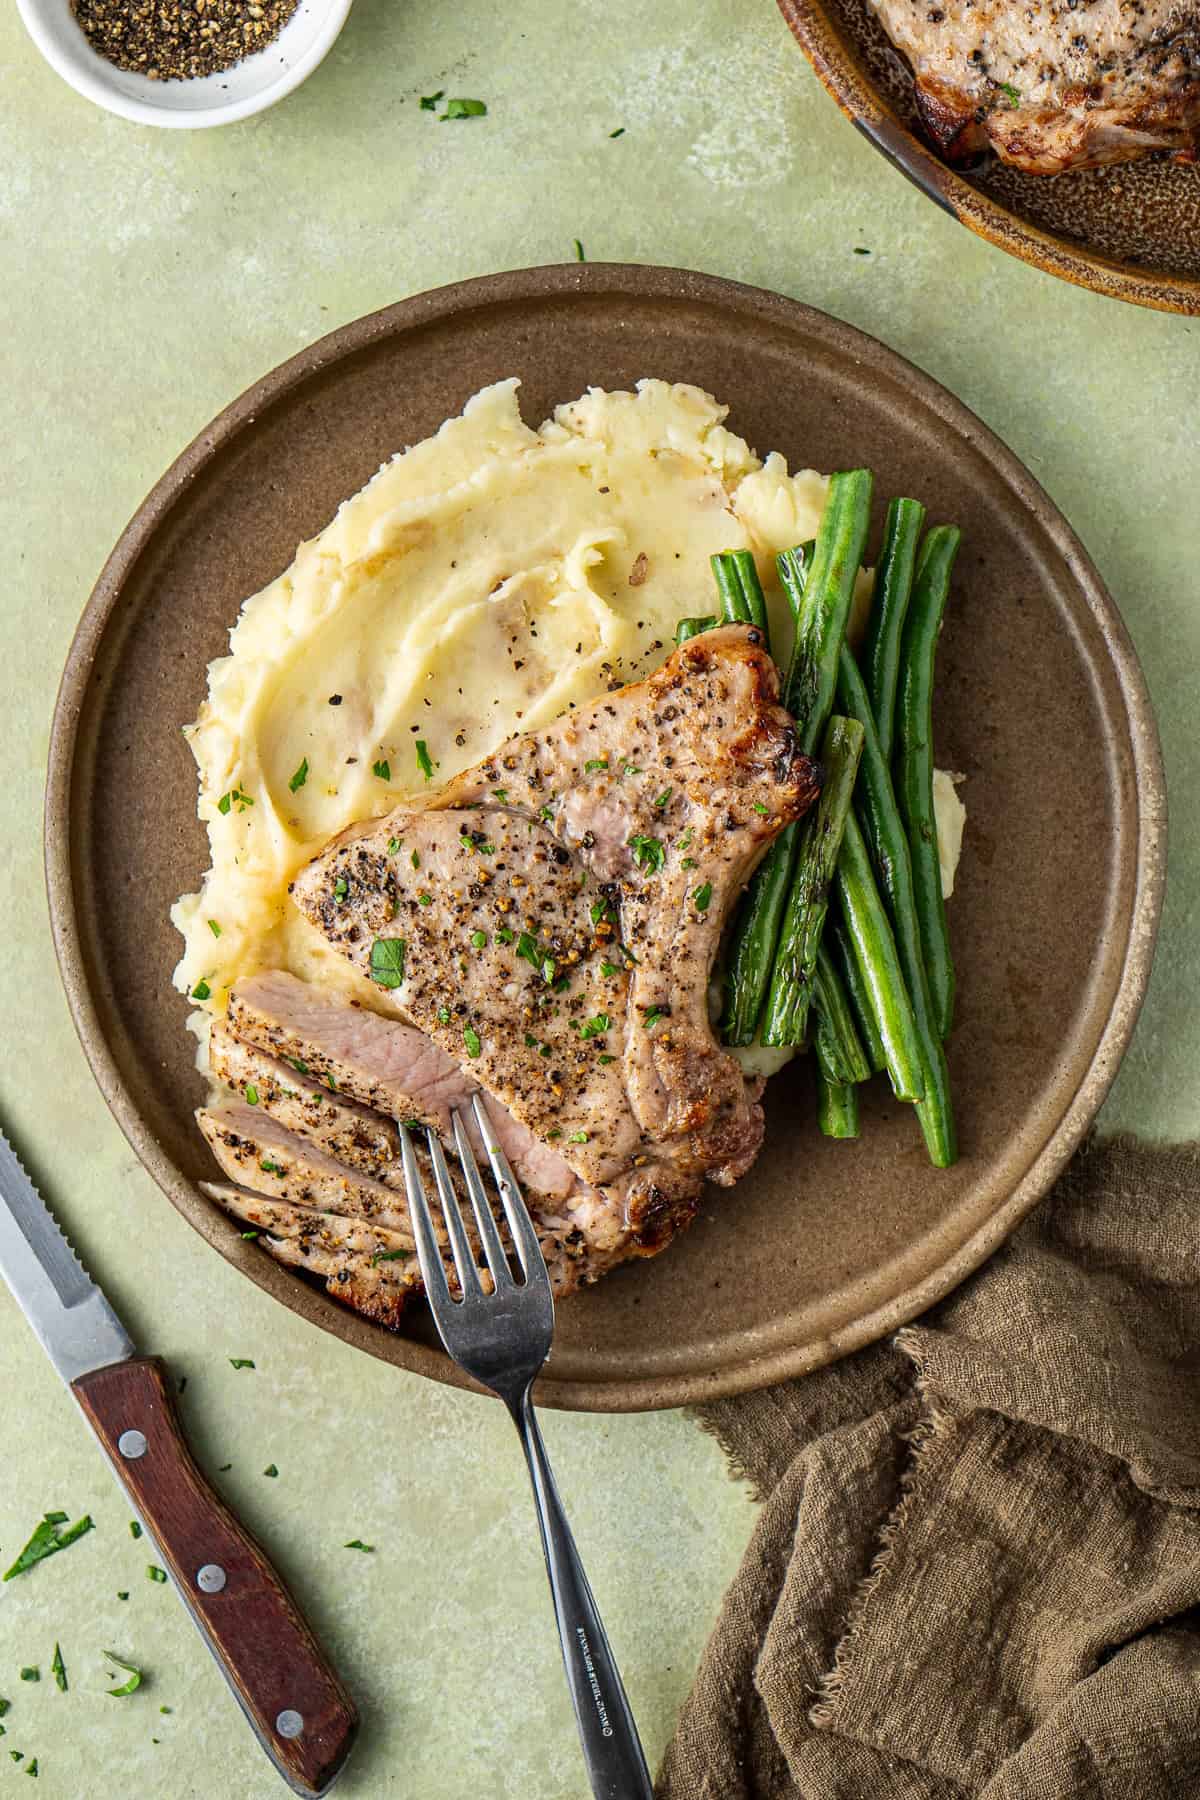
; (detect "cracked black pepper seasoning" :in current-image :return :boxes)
[71,0,300,81]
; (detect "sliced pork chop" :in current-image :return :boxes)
[872,0,1200,173]
[227,971,577,1201]
[201,1183,421,1328]
[197,1103,419,1237]
[290,624,817,1254]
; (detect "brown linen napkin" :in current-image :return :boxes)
[659,1140,1200,1799]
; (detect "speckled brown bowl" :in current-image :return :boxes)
[45,265,1166,1411]
[776,0,1200,313]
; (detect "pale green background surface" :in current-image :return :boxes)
[1,0,1197,1793]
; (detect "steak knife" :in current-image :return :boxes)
[0,1124,357,1796]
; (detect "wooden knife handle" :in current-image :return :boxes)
[73,1356,357,1796]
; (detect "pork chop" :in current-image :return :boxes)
[871,0,1200,172]
[290,624,817,1246]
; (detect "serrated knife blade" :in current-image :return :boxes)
[0,1125,134,1382]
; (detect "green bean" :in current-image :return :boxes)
[760,714,864,1046]
[815,1064,859,1138]
[862,497,926,760]
[835,642,956,1166]
[783,470,874,752]
[675,614,716,644]
[831,915,886,1074]
[897,527,961,1041]
[728,550,770,642]
[711,553,751,626]
[720,478,872,1044]
[812,943,871,1085]
[834,812,924,1103]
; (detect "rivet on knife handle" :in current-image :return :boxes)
[72,1355,358,1797]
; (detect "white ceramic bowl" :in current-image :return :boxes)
[16,0,353,129]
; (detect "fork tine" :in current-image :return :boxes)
[425,1129,483,1300]
[469,1095,547,1286]
[397,1125,452,1310]
[451,1110,512,1288]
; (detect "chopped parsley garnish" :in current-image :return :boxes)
[598,1053,616,1064]
[590,899,611,925]
[411,849,420,869]
[387,836,401,855]
[600,961,620,977]
[420,89,444,109]
[344,1539,374,1552]
[288,758,309,793]
[288,1056,309,1075]
[207,918,221,938]
[418,892,432,907]
[104,1651,143,1696]
[628,834,665,874]
[580,1013,611,1039]
[3,1513,94,1582]
[415,741,437,782]
[643,1006,667,1030]
[260,1160,283,1176]
[51,1644,67,1693]
[263,1464,279,1479]
[497,926,515,944]
[681,857,697,871]
[677,827,694,850]
[190,979,212,1002]
[525,1032,538,1047]
[442,97,487,119]
[574,238,586,262]
[369,937,407,990]
[463,1025,482,1058]
[244,1083,259,1106]
[129,1521,142,1540]
[217,787,253,815]
[372,759,391,781]
[653,790,672,809]
[470,930,488,949]
[371,1248,408,1266]
[333,876,349,902]
[229,1358,256,1370]
[693,882,713,912]
[491,787,509,802]
[539,804,555,823]
[568,1130,589,1144]
[620,760,641,776]
[753,801,771,815]
[999,80,1020,104]
[241,1230,259,1240]
[517,932,556,984]
[437,1006,451,1024]
[584,758,609,773]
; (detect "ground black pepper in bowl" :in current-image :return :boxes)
[71,0,301,81]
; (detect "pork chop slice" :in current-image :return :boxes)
[201,1183,421,1328]
[871,0,1200,172]
[290,624,818,1251]
[227,971,577,1201]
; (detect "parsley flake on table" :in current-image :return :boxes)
[442,97,487,119]
[229,1358,256,1370]
[0,1700,8,1718]
[19,1669,37,1684]
[25,1758,38,1777]
[104,1651,143,1696]
[263,1465,279,1479]
[573,238,586,262]
[372,758,391,781]
[51,1645,67,1693]
[609,126,624,137]
[344,1539,374,1553]
[370,937,407,989]
[3,1513,94,1582]
[288,758,309,793]
[415,741,437,781]
[116,1592,129,1601]
[129,1521,142,1540]
[628,834,665,873]
[419,89,443,110]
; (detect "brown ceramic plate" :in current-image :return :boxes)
[46,265,1165,1411]
[776,0,1200,314]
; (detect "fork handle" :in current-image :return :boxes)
[511,1387,654,1800]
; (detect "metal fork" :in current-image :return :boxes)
[398,1098,655,1800]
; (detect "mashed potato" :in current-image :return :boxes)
[173,377,963,1059]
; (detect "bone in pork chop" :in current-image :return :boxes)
[873,0,1200,172]
[289,624,817,1254]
